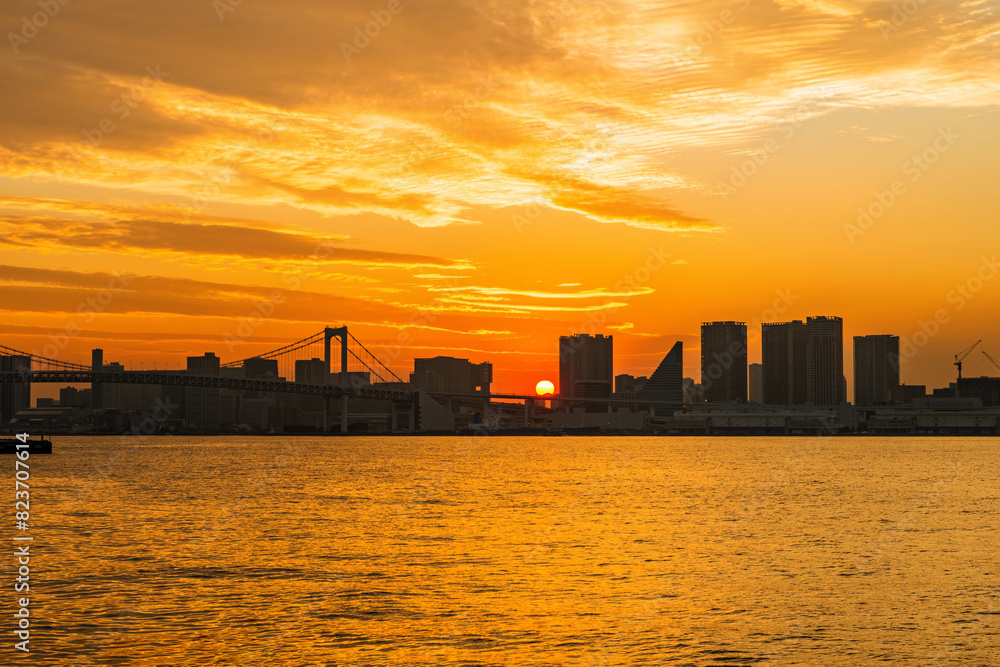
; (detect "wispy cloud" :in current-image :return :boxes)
[0,199,469,268]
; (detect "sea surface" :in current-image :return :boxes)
[20,435,1000,665]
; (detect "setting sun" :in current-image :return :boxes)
[535,380,555,396]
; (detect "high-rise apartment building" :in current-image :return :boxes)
[185,353,220,430]
[761,320,808,405]
[91,348,104,410]
[639,342,683,403]
[639,341,683,415]
[558,334,613,399]
[854,335,900,406]
[295,358,328,385]
[0,355,30,424]
[700,322,747,403]
[806,316,845,405]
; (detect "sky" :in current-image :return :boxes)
[1,0,999,397]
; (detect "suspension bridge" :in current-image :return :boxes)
[2,328,404,392]
[0,327,437,432]
[0,326,567,433]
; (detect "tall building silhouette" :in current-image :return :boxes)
[559,334,613,399]
[854,335,900,406]
[294,358,328,429]
[91,348,103,410]
[700,322,747,403]
[0,355,30,424]
[806,316,845,404]
[295,358,328,385]
[762,320,808,405]
[239,356,280,430]
[243,356,278,380]
[638,342,683,413]
[185,353,220,430]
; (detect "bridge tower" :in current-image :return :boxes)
[324,327,349,433]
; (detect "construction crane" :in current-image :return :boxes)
[983,349,1000,374]
[954,339,982,380]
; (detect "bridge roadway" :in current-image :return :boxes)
[0,370,408,400]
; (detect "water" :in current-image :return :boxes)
[21,436,1000,664]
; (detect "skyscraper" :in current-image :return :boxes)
[185,352,220,430]
[295,358,328,385]
[761,320,808,405]
[294,358,328,429]
[639,341,683,415]
[700,322,747,403]
[0,355,30,424]
[806,316,845,405]
[558,334,613,399]
[854,335,900,406]
[91,348,104,410]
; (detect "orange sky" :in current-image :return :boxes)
[2,0,999,397]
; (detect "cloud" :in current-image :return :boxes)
[427,285,655,299]
[0,263,405,321]
[0,198,468,268]
[3,0,996,233]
